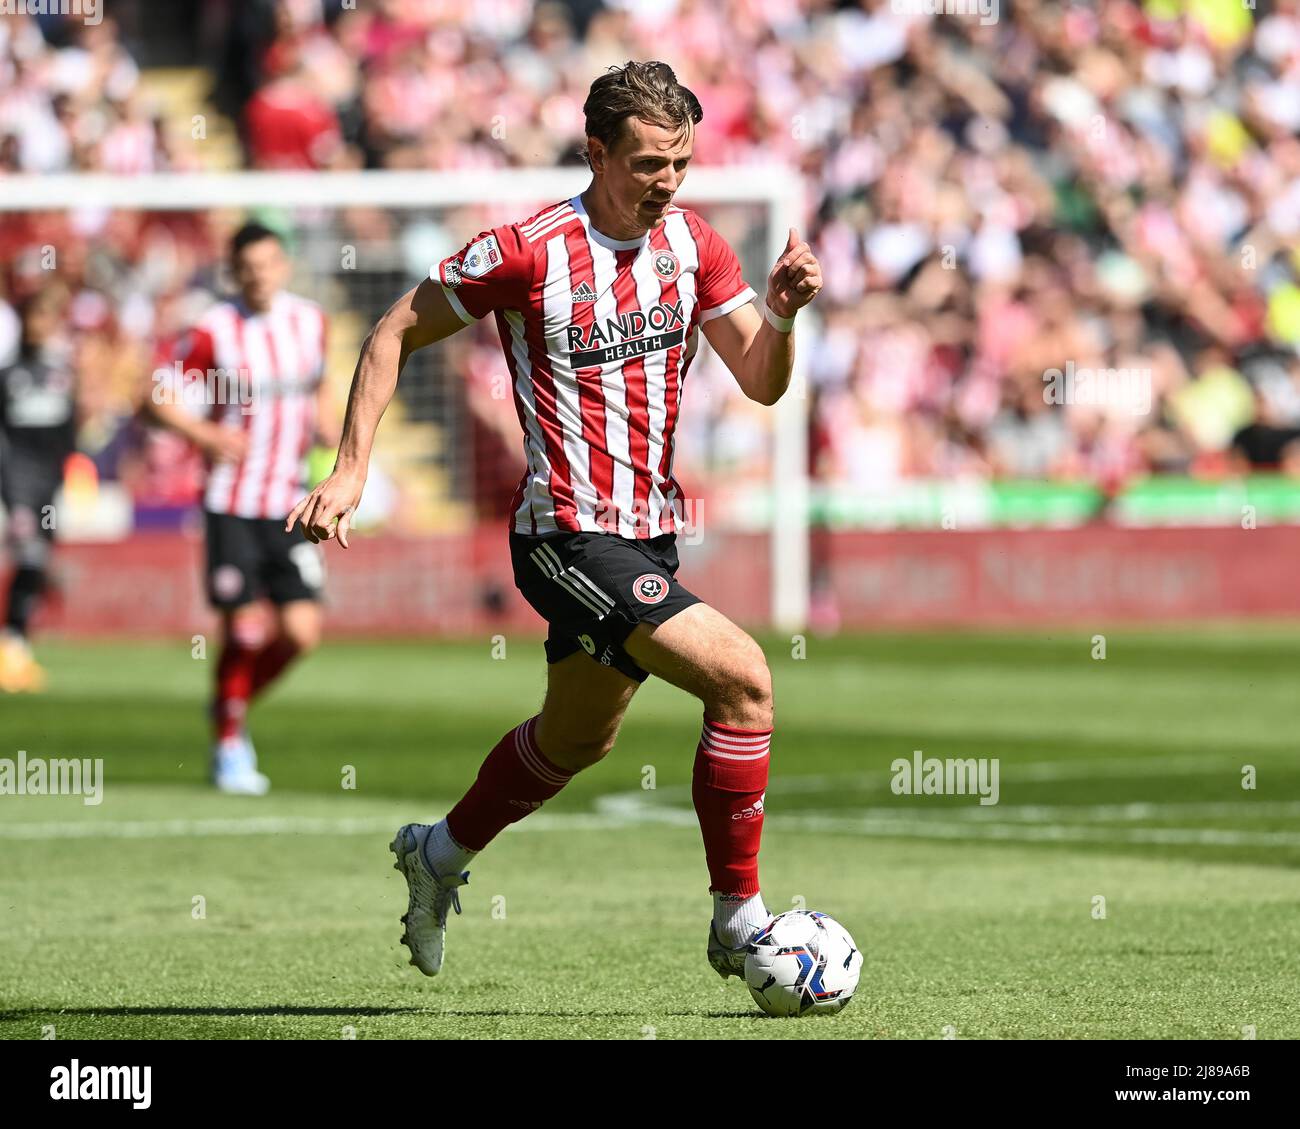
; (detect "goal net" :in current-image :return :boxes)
[0,168,810,630]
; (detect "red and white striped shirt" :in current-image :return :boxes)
[436,195,755,538]
[173,292,327,520]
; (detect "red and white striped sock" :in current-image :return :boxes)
[249,637,300,701]
[692,716,772,901]
[445,717,574,852]
[211,616,265,738]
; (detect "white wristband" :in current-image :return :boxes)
[762,300,795,333]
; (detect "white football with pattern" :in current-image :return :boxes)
[743,910,862,1017]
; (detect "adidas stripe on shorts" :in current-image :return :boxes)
[508,529,701,682]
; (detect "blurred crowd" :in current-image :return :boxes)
[4,0,1300,527]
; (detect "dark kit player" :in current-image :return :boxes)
[0,285,78,694]
[289,61,823,985]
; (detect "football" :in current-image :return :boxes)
[744,910,862,1017]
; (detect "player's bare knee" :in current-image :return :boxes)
[279,605,323,652]
[705,646,773,730]
[536,698,625,771]
[285,623,321,653]
[576,734,617,769]
[734,656,774,728]
[539,730,616,773]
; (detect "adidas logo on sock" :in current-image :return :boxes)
[570,281,597,302]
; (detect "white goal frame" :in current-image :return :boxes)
[1,168,810,629]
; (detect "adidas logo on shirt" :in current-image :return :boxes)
[570,281,597,302]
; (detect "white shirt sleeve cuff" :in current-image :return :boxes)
[699,286,756,323]
[430,271,479,325]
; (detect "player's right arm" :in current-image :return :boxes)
[145,398,248,464]
[289,224,534,547]
[287,278,467,547]
[142,326,248,464]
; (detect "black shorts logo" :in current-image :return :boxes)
[633,574,668,605]
[212,565,244,602]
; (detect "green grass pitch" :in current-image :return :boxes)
[1,627,1297,1039]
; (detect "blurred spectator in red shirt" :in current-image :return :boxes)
[243,43,342,170]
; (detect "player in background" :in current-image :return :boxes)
[0,285,78,692]
[146,223,338,794]
[288,61,822,983]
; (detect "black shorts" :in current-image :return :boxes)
[510,529,701,682]
[205,510,324,609]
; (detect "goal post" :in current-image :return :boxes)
[0,168,811,630]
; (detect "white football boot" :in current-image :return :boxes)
[707,917,774,980]
[211,735,270,796]
[390,823,469,976]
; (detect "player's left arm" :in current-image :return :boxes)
[702,227,821,406]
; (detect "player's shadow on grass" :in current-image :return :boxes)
[0,1006,426,1019]
[430,1008,762,1019]
[3,1006,765,1021]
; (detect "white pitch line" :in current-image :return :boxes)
[2,805,1293,849]
[761,754,1244,797]
[0,812,629,841]
[773,814,1300,848]
[0,752,1287,846]
[927,801,1300,823]
[782,801,1300,824]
